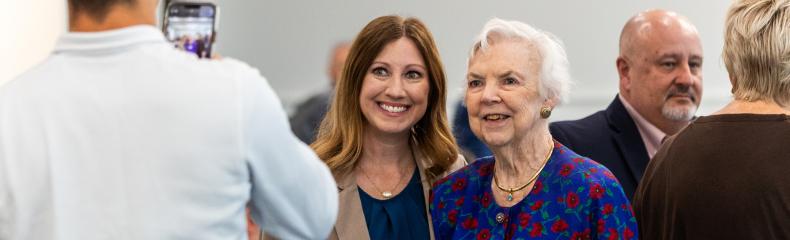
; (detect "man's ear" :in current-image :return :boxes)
[616,56,631,92]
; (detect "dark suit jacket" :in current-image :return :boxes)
[289,91,331,144]
[549,95,649,200]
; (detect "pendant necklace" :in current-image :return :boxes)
[361,152,415,199]
[493,140,554,201]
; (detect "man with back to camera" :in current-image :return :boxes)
[0,0,338,239]
[550,9,703,199]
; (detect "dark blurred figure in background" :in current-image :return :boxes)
[550,9,703,199]
[635,0,790,239]
[290,42,351,143]
[452,101,491,161]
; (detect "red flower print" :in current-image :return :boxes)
[550,219,569,233]
[455,196,465,207]
[566,192,580,208]
[462,216,479,230]
[452,178,467,191]
[530,200,544,211]
[438,201,445,209]
[481,191,492,208]
[519,212,531,228]
[597,218,605,234]
[572,157,584,164]
[448,209,458,224]
[560,164,575,177]
[530,222,543,237]
[434,177,450,188]
[602,203,614,215]
[477,163,492,177]
[476,229,491,240]
[570,229,592,240]
[607,228,619,240]
[530,180,543,195]
[624,227,635,239]
[590,168,598,174]
[590,183,604,199]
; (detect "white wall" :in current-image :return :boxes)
[1,0,66,86]
[214,0,733,121]
[4,1,733,122]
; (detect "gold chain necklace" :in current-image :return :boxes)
[493,140,554,201]
[361,152,415,199]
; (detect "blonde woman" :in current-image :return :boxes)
[635,0,790,239]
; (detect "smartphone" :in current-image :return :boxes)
[163,1,217,58]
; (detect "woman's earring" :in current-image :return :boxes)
[540,107,552,119]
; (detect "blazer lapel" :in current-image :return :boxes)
[332,144,465,240]
[413,147,436,240]
[606,96,650,183]
[413,141,468,240]
[333,172,370,240]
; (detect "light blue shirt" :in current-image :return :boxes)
[0,25,338,240]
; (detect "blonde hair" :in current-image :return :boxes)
[311,15,458,182]
[723,0,790,106]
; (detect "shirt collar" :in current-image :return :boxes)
[619,94,666,158]
[54,25,166,54]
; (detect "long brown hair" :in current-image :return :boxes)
[311,15,458,182]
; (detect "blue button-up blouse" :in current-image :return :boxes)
[430,141,638,240]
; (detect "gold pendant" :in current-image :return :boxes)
[382,191,393,198]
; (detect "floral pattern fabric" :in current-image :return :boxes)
[430,141,637,240]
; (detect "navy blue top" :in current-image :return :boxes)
[359,168,430,240]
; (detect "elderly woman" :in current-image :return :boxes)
[634,0,790,239]
[430,18,637,239]
[311,15,465,240]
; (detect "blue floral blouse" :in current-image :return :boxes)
[430,141,637,240]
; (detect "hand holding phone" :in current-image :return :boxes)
[163,1,217,58]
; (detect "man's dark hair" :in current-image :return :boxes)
[68,0,136,22]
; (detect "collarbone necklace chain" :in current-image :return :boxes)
[493,140,554,201]
[362,151,415,199]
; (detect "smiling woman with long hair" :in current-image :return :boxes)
[311,15,465,240]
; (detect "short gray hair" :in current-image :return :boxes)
[469,18,572,104]
[723,0,790,106]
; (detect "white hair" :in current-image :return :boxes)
[469,18,572,104]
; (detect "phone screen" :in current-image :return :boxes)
[164,3,216,58]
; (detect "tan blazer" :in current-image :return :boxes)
[329,149,466,240]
